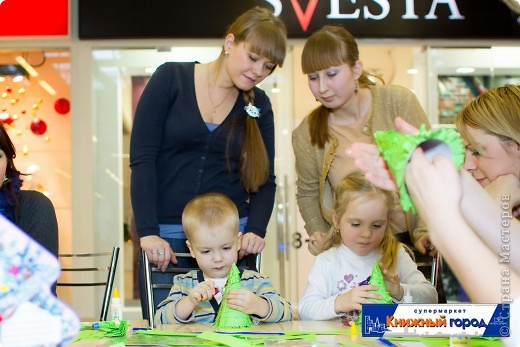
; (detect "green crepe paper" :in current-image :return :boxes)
[213,263,254,328]
[356,262,393,325]
[374,125,465,214]
[76,320,128,338]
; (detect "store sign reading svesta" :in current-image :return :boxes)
[78,0,520,39]
[265,0,465,32]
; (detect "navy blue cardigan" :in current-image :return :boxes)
[130,62,276,238]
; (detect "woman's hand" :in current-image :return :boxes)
[239,232,265,259]
[335,285,380,314]
[140,235,176,271]
[225,288,269,318]
[485,174,520,218]
[346,117,420,191]
[405,149,463,246]
[414,233,437,256]
[308,231,328,256]
[347,142,397,191]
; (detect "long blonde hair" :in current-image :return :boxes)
[324,172,402,271]
[455,84,520,150]
[219,7,287,192]
[301,25,381,148]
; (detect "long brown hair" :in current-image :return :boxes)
[0,123,22,212]
[221,7,287,192]
[301,25,380,148]
[324,172,402,271]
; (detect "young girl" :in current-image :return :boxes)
[298,172,438,321]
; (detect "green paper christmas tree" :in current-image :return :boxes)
[356,262,393,325]
[213,263,253,328]
[374,124,465,213]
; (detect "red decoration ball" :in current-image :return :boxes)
[30,118,47,135]
[54,98,70,114]
[0,111,14,125]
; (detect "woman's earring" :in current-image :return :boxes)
[354,80,359,96]
[224,51,229,56]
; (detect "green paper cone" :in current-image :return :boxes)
[357,262,393,325]
[368,262,393,304]
[374,124,465,213]
[213,263,253,328]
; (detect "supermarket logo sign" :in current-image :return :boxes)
[362,303,510,337]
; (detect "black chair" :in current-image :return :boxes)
[57,246,120,321]
[142,250,196,328]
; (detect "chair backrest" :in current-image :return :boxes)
[57,246,120,321]
[142,250,196,329]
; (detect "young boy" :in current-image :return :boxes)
[154,192,293,324]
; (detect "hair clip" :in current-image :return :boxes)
[244,103,261,118]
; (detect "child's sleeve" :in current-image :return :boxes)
[154,274,194,324]
[245,271,293,323]
[397,247,439,304]
[298,255,342,320]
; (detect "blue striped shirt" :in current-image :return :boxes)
[155,268,293,324]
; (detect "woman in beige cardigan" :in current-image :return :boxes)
[292,25,431,256]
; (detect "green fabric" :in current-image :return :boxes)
[213,264,254,328]
[374,125,465,213]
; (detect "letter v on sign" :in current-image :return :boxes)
[290,0,319,32]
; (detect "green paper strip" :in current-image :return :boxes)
[198,331,251,347]
[71,329,106,341]
[284,330,348,336]
[135,330,200,337]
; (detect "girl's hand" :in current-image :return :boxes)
[380,264,403,300]
[239,232,265,259]
[308,231,328,256]
[225,289,269,318]
[140,235,177,271]
[335,285,381,314]
[188,280,216,306]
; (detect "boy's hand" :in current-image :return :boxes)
[335,285,380,314]
[225,289,269,318]
[380,264,403,300]
[188,280,216,306]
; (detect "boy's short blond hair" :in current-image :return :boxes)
[182,193,239,240]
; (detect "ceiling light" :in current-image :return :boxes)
[456,67,475,73]
[39,80,56,95]
[407,69,418,75]
[15,56,39,77]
